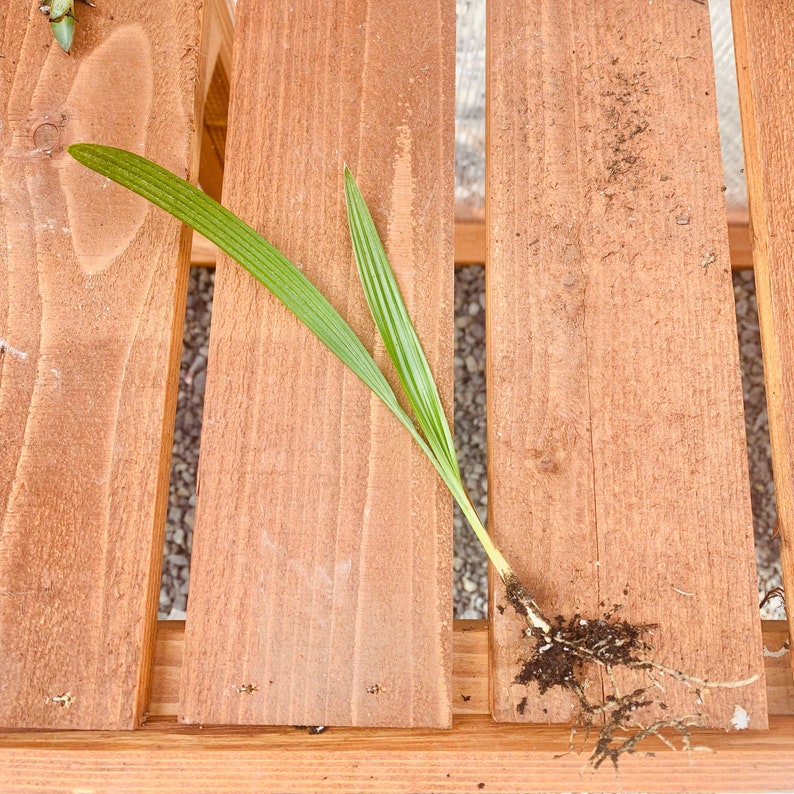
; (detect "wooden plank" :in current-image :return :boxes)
[732,0,794,672]
[181,0,455,727]
[2,715,794,794]
[0,3,206,729]
[6,617,794,790]
[151,620,793,720]
[192,222,487,267]
[729,221,753,270]
[202,0,235,94]
[487,0,766,727]
[453,221,487,265]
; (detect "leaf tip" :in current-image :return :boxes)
[66,142,90,163]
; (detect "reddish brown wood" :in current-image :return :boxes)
[181,0,455,728]
[197,0,233,204]
[0,1,205,729]
[193,221,752,270]
[2,715,794,793]
[1,621,791,791]
[487,0,766,727]
[151,620,794,720]
[732,0,794,677]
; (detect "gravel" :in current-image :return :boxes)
[160,264,785,621]
[158,267,212,620]
[734,270,783,619]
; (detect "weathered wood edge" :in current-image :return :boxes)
[731,0,794,676]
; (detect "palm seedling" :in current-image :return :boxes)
[67,144,757,767]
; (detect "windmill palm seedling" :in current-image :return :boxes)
[68,144,758,768]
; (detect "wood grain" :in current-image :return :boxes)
[151,620,794,719]
[0,1,205,728]
[732,0,794,675]
[181,0,455,727]
[1,623,790,792]
[2,714,794,793]
[197,0,234,203]
[487,0,766,727]
[198,59,230,204]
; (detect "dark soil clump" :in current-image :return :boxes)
[506,578,757,770]
[516,613,655,696]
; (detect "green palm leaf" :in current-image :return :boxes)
[67,143,515,585]
[67,144,425,446]
[343,168,459,480]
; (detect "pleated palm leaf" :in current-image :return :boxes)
[68,143,550,635]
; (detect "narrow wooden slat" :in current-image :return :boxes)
[191,222,487,268]
[150,620,793,720]
[729,221,753,270]
[0,3,206,729]
[453,221,487,265]
[3,715,794,793]
[197,59,230,203]
[732,0,794,669]
[487,0,766,727]
[190,232,220,266]
[181,0,455,727]
[201,0,235,94]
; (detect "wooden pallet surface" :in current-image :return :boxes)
[487,0,767,726]
[151,620,793,719]
[2,717,794,793]
[0,621,791,792]
[0,0,204,730]
[2,0,793,789]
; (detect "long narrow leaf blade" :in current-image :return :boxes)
[67,144,511,580]
[67,143,415,439]
[344,168,459,478]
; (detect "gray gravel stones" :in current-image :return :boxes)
[159,267,212,620]
[453,266,488,618]
[159,264,784,622]
[734,270,783,619]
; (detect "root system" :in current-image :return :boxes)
[506,576,758,770]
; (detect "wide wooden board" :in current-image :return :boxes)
[487,0,767,727]
[732,0,794,673]
[0,2,205,728]
[180,0,455,727]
